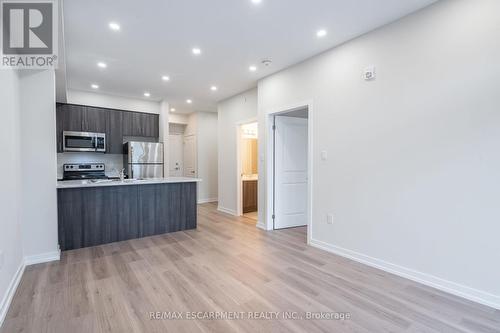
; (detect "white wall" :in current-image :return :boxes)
[257,0,500,308]
[184,112,198,137]
[196,112,218,203]
[67,90,160,114]
[0,70,23,324]
[19,71,59,260]
[169,113,189,125]
[217,88,258,214]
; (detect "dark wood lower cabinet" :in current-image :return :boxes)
[242,180,258,213]
[57,182,197,251]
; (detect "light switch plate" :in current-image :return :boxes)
[327,214,334,225]
[321,150,328,161]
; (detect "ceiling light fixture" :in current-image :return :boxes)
[109,22,120,31]
[170,108,176,112]
[251,0,262,4]
[192,48,201,55]
[162,75,170,81]
[211,86,218,91]
[97,62,107,68]
[144,92,151,97]
[316,29,327,38]
[91,84,99,89]
[249,65,257,72]
[186,99,192,104]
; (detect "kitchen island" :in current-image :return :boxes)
[57,178,201,250]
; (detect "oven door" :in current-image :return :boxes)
[63,131,98,152]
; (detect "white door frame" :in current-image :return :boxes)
[265,100,313,244]
[236,117,258,217]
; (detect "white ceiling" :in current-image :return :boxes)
[62,0,436,113]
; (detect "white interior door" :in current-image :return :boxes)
[169,134,183,177]
[183,135,197,178]
[274,116,308,229]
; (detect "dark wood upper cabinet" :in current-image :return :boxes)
[62,104,85,132]
[122,111,140,136]
[122,111,159,138]
[56,103,64,152]
[145,113,160,138]
[106,110,123,154]
[82,107,107,133]
[56,103,159,153]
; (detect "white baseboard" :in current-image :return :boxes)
[24,250,60,266]
[0,262,25,327]
[217,206,238,216]
[0,249,61,327]
[256,221,267,230]
[198,198,218,204]
[309,238,500,310]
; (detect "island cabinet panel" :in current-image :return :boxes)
[57,182,197,251]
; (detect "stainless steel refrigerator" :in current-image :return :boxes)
[123,142,164,179]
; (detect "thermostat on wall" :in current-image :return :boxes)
[364,66,376,81]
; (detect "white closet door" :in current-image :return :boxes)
[274,116,308,229]
[183,135,197,178]
[169,134,183,177]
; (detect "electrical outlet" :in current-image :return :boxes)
[0,250,4,270]
[364,65,376,81]
[327,214,334,225]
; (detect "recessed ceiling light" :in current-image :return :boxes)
[186,99,192,104]
[170,108,176,112]
[251,0,262,4]
[109,22,120,31]
[91,84,99,89]
[211,86,218,91]
[316,29,327,38]
[249,65,257,72]
[144,92,151,97]
[192,48,201,55]
[162,75,170,81]
[97,62,107,68]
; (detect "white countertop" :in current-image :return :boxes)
[242,174,258,181]
[57,177,202,189]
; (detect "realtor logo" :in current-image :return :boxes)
[1,0,58,69]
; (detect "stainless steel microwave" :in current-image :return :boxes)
[63,131,106,152]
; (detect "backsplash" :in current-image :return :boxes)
[57,153,123,179]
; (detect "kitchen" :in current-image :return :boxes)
[55,102,201,250]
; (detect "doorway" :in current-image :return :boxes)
[271,107,310,230]
[237,121,259,222]
[168,123,186,177]
[183,135,197,178]
[168,122,197,178]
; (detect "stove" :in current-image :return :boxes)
[62,163,108,181]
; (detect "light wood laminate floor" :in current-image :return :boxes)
[2,203,499,333]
